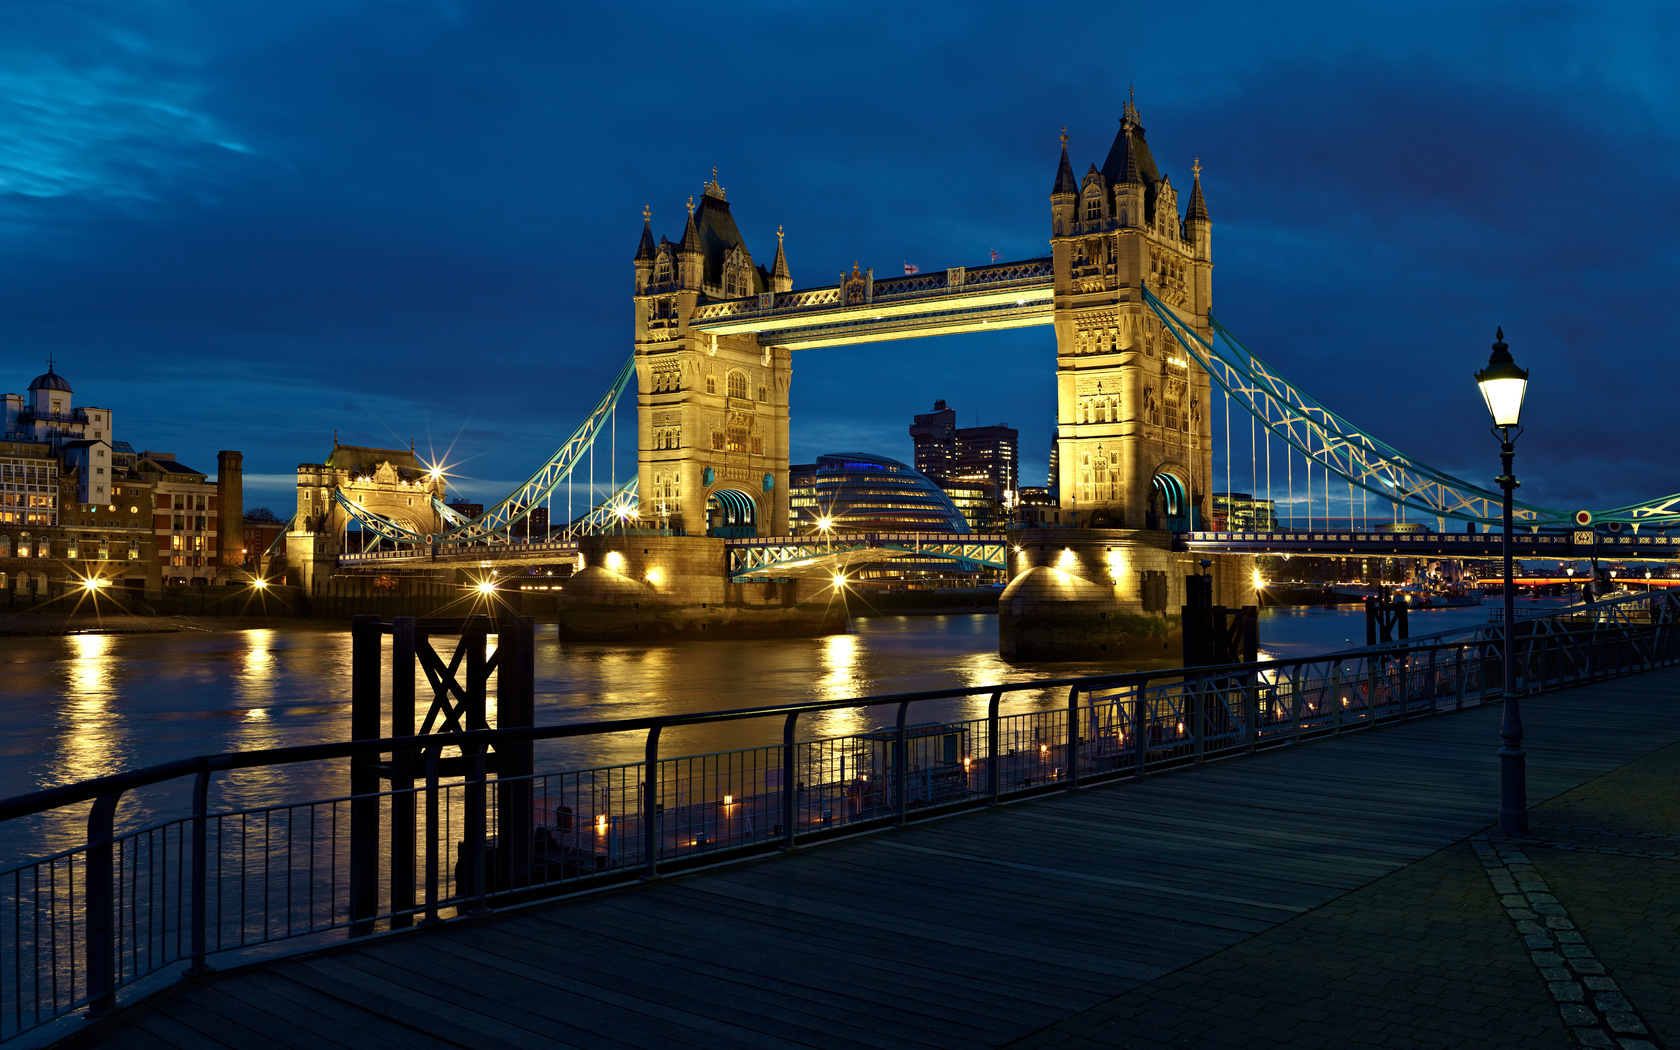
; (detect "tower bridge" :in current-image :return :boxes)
[314,94,1680,655]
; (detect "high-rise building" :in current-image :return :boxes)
[909,401,958,483]
[907,402,1018,527]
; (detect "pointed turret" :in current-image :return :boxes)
[1186,159,1209,223]
[634,205,656,261]
[770,224,792,293]
[1051,128,1077,196]
[679,196,702,254]
[1185,158,1211,263]
[677,195,702,288]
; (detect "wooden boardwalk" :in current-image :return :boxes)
[60,671,1680,1049]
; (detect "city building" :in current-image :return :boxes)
[4,366,117,505]
[907,401,1019,527]
[0,437,159,596]
[138,452,226,586]
[1211,492,1277,531]
[242,510,287,569]
[908,401,1019,493]
[788,454,970,533]
[1,365,233,596]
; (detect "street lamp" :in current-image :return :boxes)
[1475,326,1529,834]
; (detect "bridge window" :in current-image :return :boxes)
[129,538,140,560]
[1119,209,1127,226]
[727,371,747,399]
[727,424,749,453]
[705,375,717,395]
[0,534,8,557]
[712,430,724,451]
[758,386,768,402]
[1085,195,1102,221]
[656,256,671,284]
[751,436,763,455]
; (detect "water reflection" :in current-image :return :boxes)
[56,633,123,786]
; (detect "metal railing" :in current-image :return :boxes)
[3,595,1679,1042]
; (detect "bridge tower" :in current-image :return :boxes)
[632,174,792,538]
[1050,95,1214,531]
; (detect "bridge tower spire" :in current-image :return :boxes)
[1050,95,1214,531]
[631,178,791,537]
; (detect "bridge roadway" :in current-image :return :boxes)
[61,670,1680,1049]
[1180,528,1680,561]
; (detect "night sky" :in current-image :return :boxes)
[3,2,1677,523]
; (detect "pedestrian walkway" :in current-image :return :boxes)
[56,670,1680,1049]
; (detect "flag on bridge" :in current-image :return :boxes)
[989,248,1001,262]
[903,262,919,274]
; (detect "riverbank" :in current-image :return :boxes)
[0,610,315,637]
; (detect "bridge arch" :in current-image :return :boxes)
[1149,470,1190,532]
[706,488,759,538]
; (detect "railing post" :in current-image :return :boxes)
[780,712,798,851]
[1288,664,1301,742]
[1455,646,1467,710]
[642,723,663,879]
[986,690,1002,805]
[84,792,122,1019]
[1065,685,1080,791]
[184,770,212,976]
[467,742,490,915]
[1331,662,1343,736]
[893,701,910,827]
[1192,675,1205,766]
[389,617,416,928]
[421,747,441,925]
[1131,681,1148,778]
[348,614,382,937]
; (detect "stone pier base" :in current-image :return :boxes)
[999,528,1254,661]
[555,535,847,642]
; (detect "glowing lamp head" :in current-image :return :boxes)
[1474,327,1528,429]
[251,578,268,590]
[831,572,847,588]
[817,516,833,531]
[81,578,98,591]
[476,580,496,595]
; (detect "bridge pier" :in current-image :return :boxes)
[999,528,1254,661]
[555,535,847,641]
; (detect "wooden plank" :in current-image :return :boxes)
[471,913,977,1050]
[529,894,1067,1035]
[278,955,551,1050]
[381,926,882,1050]
[219,971,465,1050]
[432,922,834,1050]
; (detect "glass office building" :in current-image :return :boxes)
[788,454,970,533]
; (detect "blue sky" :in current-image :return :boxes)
[3,1,1678,521]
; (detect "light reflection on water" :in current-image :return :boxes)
[0,602,1554,863]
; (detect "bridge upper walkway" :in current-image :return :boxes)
[52,668,1680,1050]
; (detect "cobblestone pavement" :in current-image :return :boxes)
[1006,742,1680,1050]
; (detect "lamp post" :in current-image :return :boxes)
[1475,326,1529,835]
